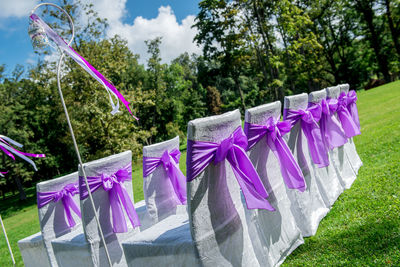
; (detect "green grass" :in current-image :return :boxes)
[284,81,400,266]
[1,82,399,266]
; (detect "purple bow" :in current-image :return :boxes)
[244,118,306,192]
[336,92,361,138]
[316,99,348,150]
[284,105,329,168]
[0,135,45,171]
[346,90,361,131]
[79,164,140,233]
[37,183,81,228]
[143,149,187,205]
[187,126,274,211]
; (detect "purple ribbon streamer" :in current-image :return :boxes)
[29,13,138,120]
[186,127,275,211]
[347,90,361,131]
[143,149,187,205]
[316,99,348,150]
[336,92,361,138]
[79,164,140,233]
[0,135,45,171]
[284,105,329,168]
[37,183,81,228]
[244,118,306,192]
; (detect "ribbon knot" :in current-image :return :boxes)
[284,106,329,168]
[317,99,348,150]
[187,126,274,211]
[244,118,306,192]
[143,149,187,205]
[80,164,140,233]
[334,92,361,138]
[346,90,360,131]
[37,183,81,228]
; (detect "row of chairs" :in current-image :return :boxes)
[18,84,362,266]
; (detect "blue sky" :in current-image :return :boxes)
[0,0,200,75]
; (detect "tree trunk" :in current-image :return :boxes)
[233,74,246,111]
[14,176,26,200]
[356,0,391,82]
[385,0,400,57]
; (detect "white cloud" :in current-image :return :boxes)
[0,0,39,19]
[80,1,201,64]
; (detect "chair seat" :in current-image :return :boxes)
[18,231,50,267]
[52,199,147,267]
[122,213,199,267]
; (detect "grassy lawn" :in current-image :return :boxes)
[1,81,399,266]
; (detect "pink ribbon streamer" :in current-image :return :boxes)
[0,135,45,171]
[29,13,138,120]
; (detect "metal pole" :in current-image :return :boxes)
[31,3,113,266]
[0,214,16,267]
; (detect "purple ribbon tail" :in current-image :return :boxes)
[301,122,329,168]
[109,183,140,233]
[62,195,81,228]
[320,113,348,150]
[268,135,306,192]
[228,146,275,211]
[167,161,187,205]
[349,103,361,131]
[337,108,360,138]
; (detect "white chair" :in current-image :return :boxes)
[326,86,358,189]
[19,172,81,267]
[245,101,304,266]
[123,110,263,266]
[308,90,344,207]
[283,93,329,237]
[18,230,50,267]
[52,151,140,266]
[339,84,363,175]
[141,136,187,229]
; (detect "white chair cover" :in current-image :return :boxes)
[18,172,82,267]
[245,101,304,266]
[326,86,358,189]
[141,136,186,229]
[308,90,344,207]
[339,84,363,175]
[52,151,140,267]
[18,231,50,267]
[123,109,261,266]
[283,93,329,237]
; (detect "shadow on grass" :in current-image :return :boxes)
[0,186,37,219]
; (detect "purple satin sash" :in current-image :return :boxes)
[284,105,329,168]
[244,118,306,192]
[0,135,45,171]
[143,149,187,205]
[79,164,140,233]
[336,92,361,138]
[186,127,274,211]
[29,14,138,120]
[316,99,348,150]
[37,183,81,228]
[347,90,361,131]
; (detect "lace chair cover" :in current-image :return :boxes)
[245,101,304,266]
[141,136,187,229]
[123,109,261,266]
[53,151,140,266]
[283,93,329,237]
[308,90,344,207]
[18,172,81,267]
[326,86,358,188]
[339,84,363,175]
